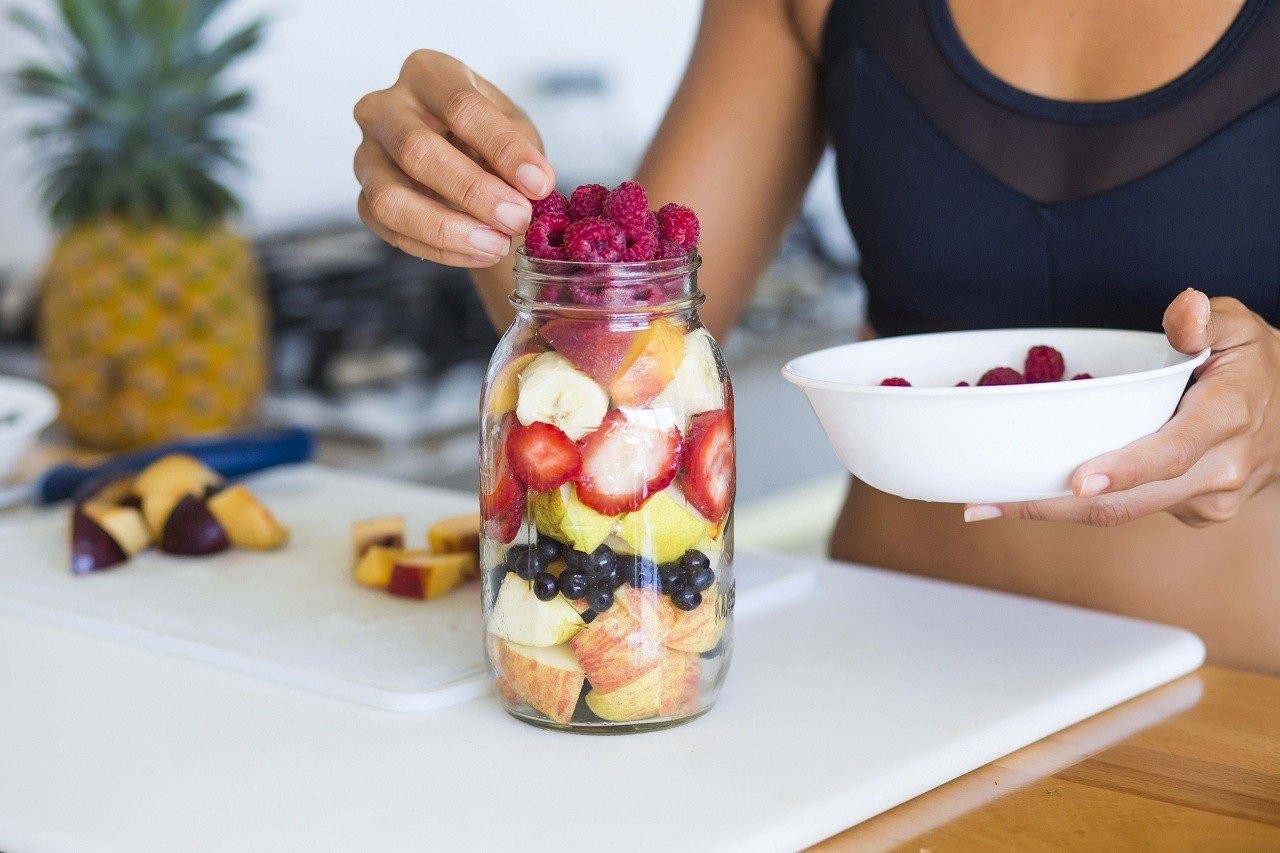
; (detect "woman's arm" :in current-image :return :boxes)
[636,0,827,339]
[353,0,826,338]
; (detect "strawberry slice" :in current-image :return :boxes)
[481,413,522,523]
[484,490,525,544]
[506,421,581,491]
[678,409,734,523]
[574,410,682,515]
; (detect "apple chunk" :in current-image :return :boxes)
[585,650,700,722]
[496,640,585,725]
[489,574,585,646]
[570,600,667,694]
[160,495,230,556]
[665,583,727,654]
[70,507,129,574]
[206,484,289,550]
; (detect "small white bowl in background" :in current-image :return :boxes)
[0,376,58,479]
[782,328,1209,504]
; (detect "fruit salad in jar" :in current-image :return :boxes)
[480,183,735,732]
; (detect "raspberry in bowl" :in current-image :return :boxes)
[481,182,734,732]
[782,327,1208,504]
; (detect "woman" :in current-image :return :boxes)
[353,0,1280,673]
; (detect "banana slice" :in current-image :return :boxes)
[516,351,609,440]
[651,328,724,418]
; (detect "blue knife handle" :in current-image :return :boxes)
[39,427,316,505]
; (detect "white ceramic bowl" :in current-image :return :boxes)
[782,328,1209,504]
[0,375,58,479]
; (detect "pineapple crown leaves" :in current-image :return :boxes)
[8,0,266,230]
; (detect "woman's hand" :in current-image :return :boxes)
[964,289,1280,527]
[353,50,555,267]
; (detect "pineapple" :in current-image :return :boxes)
[12,0,269,450]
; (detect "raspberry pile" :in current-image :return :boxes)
[879,345,1093,387]
[524,181,701,263]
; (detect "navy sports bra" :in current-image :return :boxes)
[821,0,1280,337]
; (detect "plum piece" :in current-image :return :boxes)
[160,495,230,556]
[70,507,129,574]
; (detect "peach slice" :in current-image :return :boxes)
[386,550,476,599]
[497,640,585,725]
[428,513,481,558]
[354,544,399,589]
[206,484,289,550]
[608,317,685,407]
[352,516,404,559]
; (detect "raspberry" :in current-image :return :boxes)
[568,184,608,220]
[977,367,1026,386]
[603,181,651,234]
[1071,373,1093,380]
[655,240,689,260]
[524,213,570,260]
[880,377,911,387]
[1024,345,1065,383]
[657,203,700,249]
[531,190,568,219]
[622,227,659,262]
[563,217,626,262]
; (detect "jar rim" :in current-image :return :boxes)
[513,247,702,283]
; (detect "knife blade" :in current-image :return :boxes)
[0,427,315,509]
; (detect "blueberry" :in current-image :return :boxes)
[532,571,559,601]
[664,575,686,597]
[559,569,590,600]
[679,550,710,573]
[507,544,545,580]
[598,562,623,588]
[536,535,565,565]
[586,583,614,613]
[659,562,685,589]
[564,549,589,573]
[585,544,616,576]
[688,565,715,592]
[671,586,702,611]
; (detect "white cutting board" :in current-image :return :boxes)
[0,464,812,711]
[0,467,1204,852]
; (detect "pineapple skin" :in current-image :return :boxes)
[41,219,268,451]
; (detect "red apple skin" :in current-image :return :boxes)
[570,604,666,694]
[658,651,701,717]
[70,508,129,574]
[497,641,584,725]
[386,563,425,598]
[160,495,230,556]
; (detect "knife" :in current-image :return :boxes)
[0,427,315,509]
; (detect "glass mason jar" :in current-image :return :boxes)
[480,249,735,732]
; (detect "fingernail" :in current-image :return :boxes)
[470,227,510,256]
[964,505,1002,523]
[1078,473,1110,498]
[494,200,531,234]
[516,163,551,197]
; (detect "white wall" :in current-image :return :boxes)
[0,0,701,277]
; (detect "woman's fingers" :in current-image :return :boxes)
[354,141,511,266]
[399,50,554,198]
[358,193,506,268]
[356,90,532,236]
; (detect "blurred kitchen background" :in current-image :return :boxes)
[0,0,859,553]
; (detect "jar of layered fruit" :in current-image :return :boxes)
[480,183,734,732]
